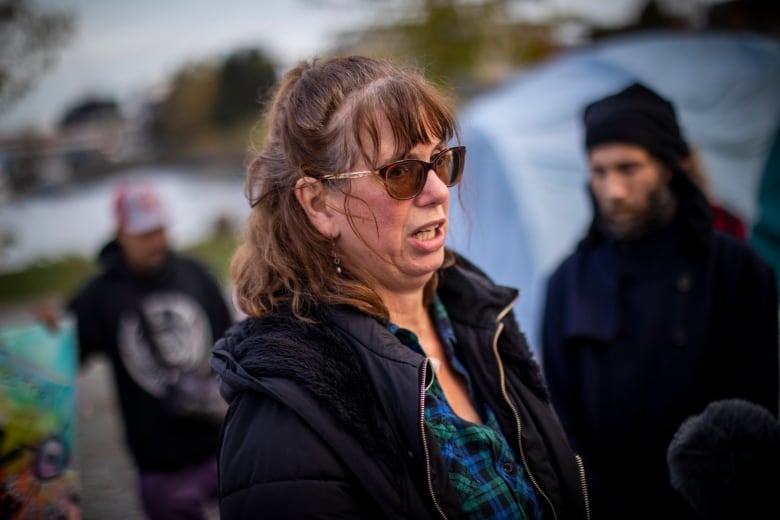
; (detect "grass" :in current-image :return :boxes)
[182,232,238,281]
[0,256,97,306]
[0,234,239,307]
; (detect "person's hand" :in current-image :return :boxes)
[34,302,60,332]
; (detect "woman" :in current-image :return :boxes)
[212,55,590,519]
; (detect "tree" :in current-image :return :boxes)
[155,62,221,148]
[0,0,74,113]
[153,48,277,156]
[212,48,277,128]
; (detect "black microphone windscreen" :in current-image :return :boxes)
[667,398,780,519]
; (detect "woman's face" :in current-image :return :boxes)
[331,128,453,299]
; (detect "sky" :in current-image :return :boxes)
[0,0,711,135]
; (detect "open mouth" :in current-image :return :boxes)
[413,222,442,241]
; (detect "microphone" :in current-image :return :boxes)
[667,398,780,519]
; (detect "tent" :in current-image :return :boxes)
[446,30,780,355]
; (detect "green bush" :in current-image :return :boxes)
[0,234,237,306]
[0,256,96,305]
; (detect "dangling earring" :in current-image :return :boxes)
[330,236,343,275]
[333,254,342,275]
[332,242,343,275]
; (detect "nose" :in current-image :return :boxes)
[417,167,450,204]
[600,171,629,201]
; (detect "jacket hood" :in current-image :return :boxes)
[212,307,372,397]
[97,239,124,271]
[211,306,402,469]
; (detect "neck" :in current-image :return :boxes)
[383,288,446,361]
[380,288,429,335]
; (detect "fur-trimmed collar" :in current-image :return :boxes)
[213,306,402,470]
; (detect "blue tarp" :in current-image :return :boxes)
[447,30,780,355]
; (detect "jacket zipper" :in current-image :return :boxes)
[419,359,448,519]
[492,298,559,520]
[419,298,590,519]
[575,454,591,520]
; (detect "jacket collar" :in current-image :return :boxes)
[437,254,519,328]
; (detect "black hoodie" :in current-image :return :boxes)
[68,240,233,472]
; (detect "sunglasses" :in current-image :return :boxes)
[320,146,466,200]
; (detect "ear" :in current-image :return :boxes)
[294,176,341,239]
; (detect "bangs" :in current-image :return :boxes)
[345,75,458,167]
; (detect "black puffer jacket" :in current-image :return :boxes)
[212,257,589,519]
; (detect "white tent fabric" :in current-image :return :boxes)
[446,30,780,355]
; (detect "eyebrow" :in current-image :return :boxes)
[615,159,645,170]
[591,159,644,172]
[404,141,448,161]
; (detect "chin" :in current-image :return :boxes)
[418,257,446,278]
[144,258,167,273]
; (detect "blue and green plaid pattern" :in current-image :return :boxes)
[388,294,543,520]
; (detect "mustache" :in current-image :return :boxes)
[597,185,677,238]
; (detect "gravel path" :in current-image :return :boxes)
[77,359,147,519]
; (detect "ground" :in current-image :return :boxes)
[77,359,147,519]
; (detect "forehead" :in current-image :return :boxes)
[357,110,445,162]
[588,143,653,164]
[121,227,166,243]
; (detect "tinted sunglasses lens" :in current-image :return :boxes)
[383,161,425,199]
[435,147,464,186]
[382,147,465,199]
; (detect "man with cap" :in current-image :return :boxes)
[541,83,778,519]
[67,182,233,519]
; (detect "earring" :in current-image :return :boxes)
[331,237,342,275]
[333,254,342,275]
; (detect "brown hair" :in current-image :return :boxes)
[231,55,460,320]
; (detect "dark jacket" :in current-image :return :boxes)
[212,257,590,519]
[68,240,233,472]
[542,171,779,519]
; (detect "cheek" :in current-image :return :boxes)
[638,180,660,206]
[342,195,409,251]
[590,179,608,205]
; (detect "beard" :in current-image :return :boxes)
[597,183,677,240]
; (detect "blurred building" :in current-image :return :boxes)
[0,95,160,198]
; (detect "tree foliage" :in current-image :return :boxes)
[156,63,221,147]
[403,0,500,83]
[0,0,74,113]
[155,48,277,151]
[212,48,277,128]
[345,0,558,93]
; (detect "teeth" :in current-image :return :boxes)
[415,228,436,241]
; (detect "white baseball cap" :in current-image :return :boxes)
[113,183,168,234]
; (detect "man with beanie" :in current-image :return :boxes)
[541,83,779,519]
[67,182,233,519]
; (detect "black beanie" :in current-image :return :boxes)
[583,82,689,167]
